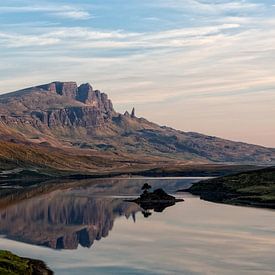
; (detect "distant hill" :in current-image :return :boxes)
[0,81,274,175]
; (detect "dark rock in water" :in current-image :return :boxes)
[128,188,184,215]
[141,200,177,213]
[138,188,183,202]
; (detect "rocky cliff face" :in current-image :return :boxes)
[0,81,115,131]
[32,106,110,129]
[38,81,114,113]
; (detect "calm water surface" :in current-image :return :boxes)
[0,177,275,275]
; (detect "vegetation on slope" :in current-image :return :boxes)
[0,140,150,178]
[187,167,275,208]
[0,250,52,275]
[1,139,259,183]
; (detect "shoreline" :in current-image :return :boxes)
[181,166,275,210]
[0,164,260,182]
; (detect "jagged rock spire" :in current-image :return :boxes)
[131,107,135,118]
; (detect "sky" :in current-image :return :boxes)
[0,0,275,147]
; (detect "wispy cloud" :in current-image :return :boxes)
[53,10,91,20]
[0,32,60,47]
[0,23,240,49]
[0,0,274,146]
[0,4,92,20]
[151,0,264,13]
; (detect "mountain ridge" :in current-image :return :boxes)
[0,81,274,174]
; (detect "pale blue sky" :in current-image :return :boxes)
[0,0,275,146]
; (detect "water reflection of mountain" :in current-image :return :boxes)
[0,193,140,249]
[0,178,189,250]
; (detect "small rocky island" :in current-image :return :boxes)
[129,184,184,216]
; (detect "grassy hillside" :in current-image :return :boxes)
[0,139,263,187]
[187,167,275,208]
[0,140,150,179]
[0,140,100,173]
[0,140,194,180]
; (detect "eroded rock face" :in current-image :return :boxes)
[32,106,111,128]
[56,82,78,99]
[36,81,115,113]
[0,81,116,130]
[37,81,78,99]
[77,83,114,113]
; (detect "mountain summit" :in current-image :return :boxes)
[0,81,275,173]
[0,81,115,131]
[39,81,114,111]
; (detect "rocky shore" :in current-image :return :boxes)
[182,167,275,209]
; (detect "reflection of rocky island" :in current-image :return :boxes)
[130,184,184,217]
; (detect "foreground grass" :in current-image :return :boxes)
[0,250,52,275]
